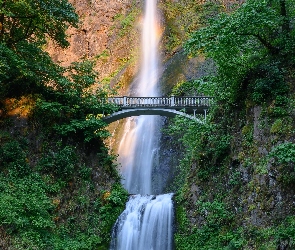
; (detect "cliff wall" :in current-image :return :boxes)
[47,0,142,93]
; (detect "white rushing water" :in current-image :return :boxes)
[117,0,161,195]
[110,194,174,250]
[111,1,174,249]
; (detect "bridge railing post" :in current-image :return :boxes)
[123,96,127,106]
[171,95,175,106]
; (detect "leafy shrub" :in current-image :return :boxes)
[0,173,54,247]
[37,145,77,180]
[96,183,128,244]
[171,76,216,97]
[269,142,295,164]
[250,63,289,104]
[0,140,30,176]
[55,116,111,142]
[175,200,242,250]
[32,60,117,144]
[185,0,294,106]
[276,216,295,247]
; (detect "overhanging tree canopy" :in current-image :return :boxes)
[0,0,79,97]
[185,0,295,103]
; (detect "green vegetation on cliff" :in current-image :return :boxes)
[0,0,127,248]
[168,0,295,249]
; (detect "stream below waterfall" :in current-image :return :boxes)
[110,0,174,249]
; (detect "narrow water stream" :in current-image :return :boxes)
[110,0,174,249]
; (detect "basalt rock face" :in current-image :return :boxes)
[47,0,142,92]
[47,0,246,92]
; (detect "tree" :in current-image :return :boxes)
[0,2,123,248]
[0,0,79,97]
[185,0,295,104]
[0,0,78,47]
[0,0,117,145]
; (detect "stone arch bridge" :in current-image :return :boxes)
[103,96,213,124]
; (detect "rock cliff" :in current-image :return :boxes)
[47,0,142,93]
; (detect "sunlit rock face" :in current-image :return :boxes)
[46,0,244,87]
[46,0,141,89]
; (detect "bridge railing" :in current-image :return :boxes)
[107,96,213,107]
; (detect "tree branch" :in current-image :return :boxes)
[252,33,280,54]
[236,32,280,55]
[280,0,290,34]
[24,18,33,38]
[9,15,38,19]
[0,0,6,37]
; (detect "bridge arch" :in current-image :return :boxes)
[102,108,203,124]
[102,96,212,124]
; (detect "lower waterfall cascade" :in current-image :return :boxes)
[110,194,174,250]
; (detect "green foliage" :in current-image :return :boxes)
[166,113,231,191]
[269,117,292,136]
[94,49,110,63]
[0,0,78,47]
[175,203,295,249]
[171,1,295,249]
[196,200,233,229]
[268,95,290,117]
[54,116,111,142]
[0,140,30,176]
[269,142,295,164]
[185,0,294,104]
[113,7,139,37]
[0,173,55,248]
[0,133,126,248]
[169,115,230,165]
[0,0,124,249]
[52,233,103,250]
[240,217,295,249]
[37,144,77,180]
[45,182,127,250]
[276,216,295,246]
[175,201,295,249]
[175,200,242,250]
[175,205,190,234]
[120,12,136,34]
[250,63,289,104]
[171,76,217,96]
[0,0,79,99]
[33,60,117,143]
[241,124,253,142]
[96,183,128,244]
[160,1,225,52]
[270,119,284,134]
[79,164,92,180]
[0,41,60,98]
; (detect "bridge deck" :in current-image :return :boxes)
[103,96,213,124]
[108,96,212,114]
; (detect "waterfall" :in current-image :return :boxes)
[117,0,161,195]
[110,1,174,249]
[110,194,174,250]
